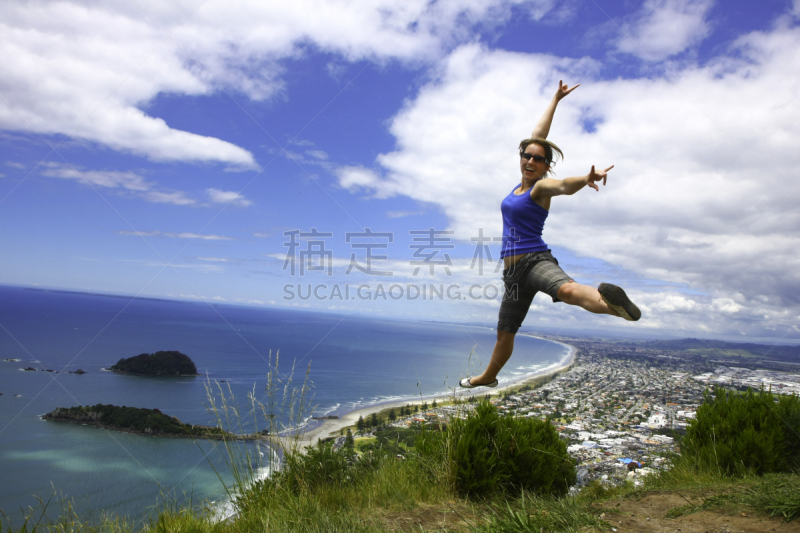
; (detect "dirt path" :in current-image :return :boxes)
[596,492,800,533]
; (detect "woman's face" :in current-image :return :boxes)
[520,143,550,182]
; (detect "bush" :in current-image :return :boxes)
[417,401,575,499]
[268,441,393,496]
[682,386,800,475]
[275,441,356,494]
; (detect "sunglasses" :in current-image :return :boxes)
[520,153,549,164]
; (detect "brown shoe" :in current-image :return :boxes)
[598,283,641,321]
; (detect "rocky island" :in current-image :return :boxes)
[43,404,264,440]
[109,350,199,376]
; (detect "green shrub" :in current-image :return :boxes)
[682,386,800,475]
[417,401,575,499]
[276,441,356,494]
[472,492,607,533]
[266,441,394,498]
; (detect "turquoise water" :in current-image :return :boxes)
[0,285,569,525]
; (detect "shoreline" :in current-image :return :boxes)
[294,337,577,447]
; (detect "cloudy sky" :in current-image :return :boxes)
[1,0,799,343]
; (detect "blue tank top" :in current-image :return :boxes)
[500,185,549,258]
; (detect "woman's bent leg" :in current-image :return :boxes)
[557,282,620,315]
[470,330,516,385]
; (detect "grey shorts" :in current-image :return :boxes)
[497,251,574,334]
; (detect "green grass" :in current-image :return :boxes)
[6,354,800,532]
[603,457,800,524]
[470,492,610,533]
[744,473,800,521]
[656,473,800,522]
[231,453,453,532]
[7,447,800,532]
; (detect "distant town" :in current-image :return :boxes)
[374,335,800,488]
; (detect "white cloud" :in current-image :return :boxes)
[305,150,329,160]
[616,0,714,61]
[263,253,363,273]
[648,294,698,313]
[206,188,252,207]
[117,230,235,240]
[149,263,224,273]
[1,0,543,167]
[711,298,743,315]
[325,62,348,80]
[527,0,556,21]
[41,164,196,205]
[337,22,800,337]
[42,167,151,191]
[336,165,381,191]
[143,190,196,205]
[42,167,258,207]
[0,2,255,168]
[116,230,161,238]
[386,210,423,218]
[236,298,264,305]
[171,292,228,299]
[168,232,235,241]
[284,151,305,162]
[291,139,315,147]
[538,2,578,26]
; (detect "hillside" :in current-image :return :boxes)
[644,338,800,362]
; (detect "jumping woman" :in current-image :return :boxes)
[460,81,641,389]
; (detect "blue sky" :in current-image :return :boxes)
[2,0,799,342]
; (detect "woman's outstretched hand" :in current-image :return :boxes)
[531,80,580,139]
[555,80,580,101]
[587,165,614,191]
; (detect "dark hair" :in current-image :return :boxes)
[519,137,564,169]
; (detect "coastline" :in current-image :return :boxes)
[294,337,577,447]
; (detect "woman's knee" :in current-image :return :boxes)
[496,330,516,346]
[557,281,577,303]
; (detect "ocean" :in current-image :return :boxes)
[0,284,571,525]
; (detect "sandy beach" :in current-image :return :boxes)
[294,337,577,447]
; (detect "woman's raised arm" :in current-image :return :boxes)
[529,80,580,139]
